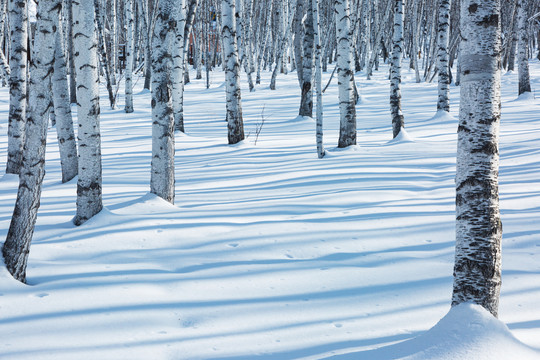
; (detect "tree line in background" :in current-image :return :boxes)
[1,0,539,323]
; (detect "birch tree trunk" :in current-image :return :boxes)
[94,0,116,109]
[172,0,186,132]
[516,0,531,95]
[437,0,451,112]
[53,14,78,183]
[66,0,77,104]
[0,0,10,83]
[313,0,325,158]
[222,0,245,144]
[5,0,28,175]
[335,0,356,147]
[150,0,175,203]
[299,0,315,118]
[73,0,104,226]
[124,0,134,113]
[452,0,503,318]
[390,0,404,138]
[2,0,58,283]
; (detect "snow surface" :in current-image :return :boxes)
[1,62,539,359]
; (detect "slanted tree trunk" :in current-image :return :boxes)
[150,0,176,203]
[452,0,503,318]
[390,0,404,138]
[5,0,28,175]
[313,0,324,158]
[222,0,245,144]
[3,0,58,283]
[437,0,451,112]
[72,0,104,226]
[125,0,134,113]
[53,12,78,183]
[335,0,356,147]
[516,0,531,95]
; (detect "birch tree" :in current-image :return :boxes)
[437,0,452,112]
[124,0,135,113]
[516,0,531,95]
[313,0,325,158]
[171,0,186,132]
[5,0,28,175]
[72,0,104,225]
[390,0,404,138]
[66,0,77,104]
[3,0,58,283]
[335,0,356,147]
[53,12,78,183]
[222,0,245,144]
[150,0,176,203]
[452,0,503,317]
[300,1,315,118]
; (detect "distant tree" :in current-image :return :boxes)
[3,0,58,283]
[452,0,503,317]
[222,0,245,144]
[72,0,104,225]
[124,0,135,113]
[516,0,531,95]
[5,0,28,175]
[94,0,116,109]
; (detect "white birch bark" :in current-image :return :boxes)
[171,0,186,132]
[335,0,356,147]
[270,0,296,90]
[110,0,118,85]
[53,14,78,183]
[516,0,531,95]
[300,1,315,118]
[0,0,10,83]
[222,0,245,144]
[125,0,134,113]
[238,0,255,92]
[452,0,503,317]
[95,0,116,109]
[5,0,28,175]
[150,0,175,203]
[390,0,404,138]
[72,0,104,226]
[66,0,77,104]
[313,0,325,158]
[2,0,58,283]
[437,0,451,112]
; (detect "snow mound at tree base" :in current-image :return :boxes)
[342,303,540,360]
[324,303,540,360]
[399,303,540,360]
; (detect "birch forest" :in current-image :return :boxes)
[1,0,540,358]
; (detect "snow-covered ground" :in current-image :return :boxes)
[1,61,539,360]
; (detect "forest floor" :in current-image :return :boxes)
[1,61,540,359]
